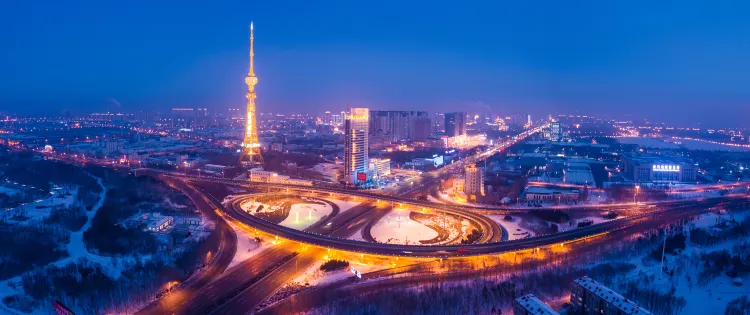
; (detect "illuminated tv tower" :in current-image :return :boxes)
[240,22,263,166]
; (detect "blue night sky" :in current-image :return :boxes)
[2,1,750,127]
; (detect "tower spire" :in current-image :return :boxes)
[241,22,262,167]
[249,22,255,76]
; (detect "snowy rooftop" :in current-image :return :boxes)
[573,276,653,315]
[514,294,560,315]
[621,153,692,166]
[526,186,580,195]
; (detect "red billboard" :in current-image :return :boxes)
[53,301,75,315]
[356,172,367,181]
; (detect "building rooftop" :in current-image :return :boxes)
[621,153,692,166]
[514,294,560,315]
[526,186,580,195]
[574,276,652,315]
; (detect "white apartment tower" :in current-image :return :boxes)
[465,164,485,197]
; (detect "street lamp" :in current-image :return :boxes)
[634,185,640,207]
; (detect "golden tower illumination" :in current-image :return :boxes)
[240,22,263,166]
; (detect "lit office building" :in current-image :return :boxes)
[344,108,369,185]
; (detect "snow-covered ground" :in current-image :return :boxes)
[4,185,77,225]
[227,221,263,269]
[613,210,750,315]
[348,227,366,242]
[241,197,336,230]
[559,216,612,232]
[279,202,333,230]
[323,198,360,213]
[426,194,444,204]
[486,215,535,240]
[0,174,130,314]
[370,210,438,245]
[0,184,21,197]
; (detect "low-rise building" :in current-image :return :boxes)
[248,169,313,186]
[524,186,580,202]
[202,164,229,176]
[145,215,173,232]
[620,153,697,183]
[513,294,560,315]
[369,158,392,177]
[570,276,652,315]
[249,169,273,182]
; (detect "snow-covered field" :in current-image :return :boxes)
[487,215,535,240]
[613,209,750,315]
[279,202,333,230]
[240,196,337,230]
[323,198,360,213]
[4,185,77,225]
[370,210,438,245]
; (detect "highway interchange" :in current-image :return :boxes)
[128,126,750,314]
[133,170,750,315]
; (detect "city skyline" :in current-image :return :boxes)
[3,1,750,128]
[3,3,750,315]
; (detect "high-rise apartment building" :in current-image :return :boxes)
[464,164,484,197]
[545,122,567,141]
[323,111,333,125]
[344,108,369,185]
[369,110,430,142]
[445,112,467,137]
[433,112,445,133]
[332,114,343,126]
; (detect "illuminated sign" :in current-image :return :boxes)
[357,172,367,181]
[652,164,680,172]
